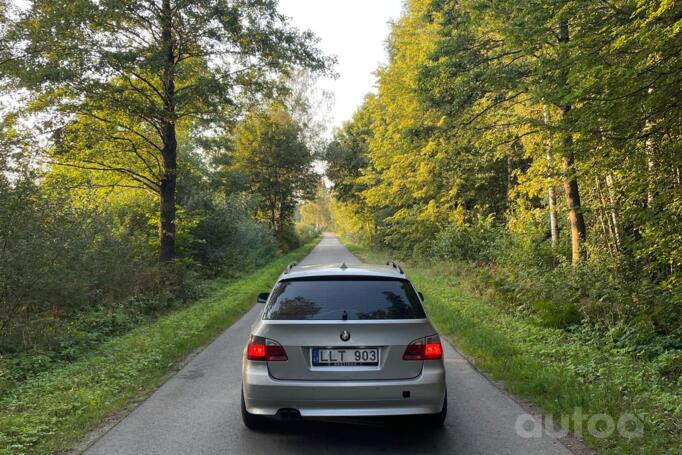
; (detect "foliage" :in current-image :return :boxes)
[324,100,374,204]
[346,240,681,454]
[0,0,327,353]
[0,239,319,455]
[229,104,319,249]
[326,0,682,339]
[325,3,682,450]
[429,214,499,263]
[0,178,152,346]
[0,160,286,353]
[0,1,331,453]
[0,0,332,260]
[188,193,277,276]
[297,184,334,232]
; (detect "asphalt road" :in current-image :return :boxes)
[85,234,573,455]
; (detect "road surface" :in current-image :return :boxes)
[85,234,574,455]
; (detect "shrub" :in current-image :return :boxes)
[296,224,320,244]
[422,212,682,344]
[188,193,277,275]
[277,223,303,252]
[429,215,501,263]
[0,180,151,349]
[532,299,582,328]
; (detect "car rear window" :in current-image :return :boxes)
[263,277,426,320]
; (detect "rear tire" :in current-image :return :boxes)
[422,393,447,428]
[241,389,268,430]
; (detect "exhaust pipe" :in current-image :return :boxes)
[276,408,301,420]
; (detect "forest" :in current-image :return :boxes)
[328,0,681,350]
[0,0,332,388]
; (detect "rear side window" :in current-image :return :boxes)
[263,278,426,320]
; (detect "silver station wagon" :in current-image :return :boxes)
[241,261,447,428]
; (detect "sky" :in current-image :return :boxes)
[277,0,404,132]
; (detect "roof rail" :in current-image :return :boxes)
[386,260,404,274]
[283,261,297,274]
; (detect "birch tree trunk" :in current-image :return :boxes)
[605,174,621,250]
[544,109,559,247]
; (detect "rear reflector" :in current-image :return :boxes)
[402,339,425,360]
[247,335,288,361]
[403,335,443,360]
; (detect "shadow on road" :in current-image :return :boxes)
[249,417,451,452]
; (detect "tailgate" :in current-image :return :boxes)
[259,319,435,381]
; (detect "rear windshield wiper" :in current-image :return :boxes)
[342,310,348,321]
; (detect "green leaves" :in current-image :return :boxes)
[327,0,682,361]
[229,104,318,247]
[1,0,333,260]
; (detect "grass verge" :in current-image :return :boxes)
[0,239,319,455]
[343,240,681,455]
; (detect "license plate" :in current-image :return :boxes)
[312,348,379,366]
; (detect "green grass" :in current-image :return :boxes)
[0,239,319,455]
[344,240,681,455]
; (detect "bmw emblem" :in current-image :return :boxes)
[340,330,351,342]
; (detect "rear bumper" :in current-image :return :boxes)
[242,360,446,417]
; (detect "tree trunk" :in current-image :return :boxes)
[645,139,655,207]
[595,176,614,254]
[507,153,512,203]
[560,125,587,265]
[159,148,176,262]
[269,192,277,232]
[544,109,559,247]
[277,192,287,238]
[159,0,177,262]
[548,183,559,247]
[558,20,586,266]
[605,174,621,250]
[644,88,656,207]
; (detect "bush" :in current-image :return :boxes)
[188,193,277,275]
[0,180,151,350]
[274,223,301,252]
[429,215,501,263]
[532,299,582,328]
[421,213,682,343]
[296,224,320,244]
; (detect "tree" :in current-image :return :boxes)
[416,0,592,264]
[325,96,374,203]
[231,104,318,243]
[1,0,332,261]
[298,183,333,232]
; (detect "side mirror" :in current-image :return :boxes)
[257,292,269,304]
[418,291,425,302]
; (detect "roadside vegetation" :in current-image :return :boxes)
[326,0,681,453]
[0,0,333,346]
[0,239,319,455]
[345,240,680,454]
[0,2,332,453]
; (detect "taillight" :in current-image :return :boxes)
[246,335,288,361]
[403,335,442,360]
[424,337,443,359]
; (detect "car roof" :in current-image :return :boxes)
[278,262,407,281]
